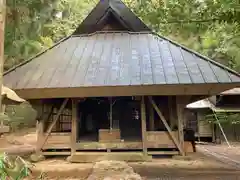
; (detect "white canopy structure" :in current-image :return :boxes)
[186,98,240,112]
[186,99,211,109]
[0,86,26,134]
[221,88,240,95]
[2,85,25,102]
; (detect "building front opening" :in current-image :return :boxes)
[76,97,142,143]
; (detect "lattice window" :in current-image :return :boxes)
[43,102,72,132]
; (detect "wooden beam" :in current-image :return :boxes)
[15,83,239,99]
[71,98,77,155]
[37,98,69,152]
[148,96,184,155]
[141,96,147,155]
[190,95,208,104]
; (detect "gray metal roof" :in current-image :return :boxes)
[4,32,240,90]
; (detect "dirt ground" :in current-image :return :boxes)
[0,128,36,155]
[199,142,240,160]
[29,155,240,179]
[1,129,240,179]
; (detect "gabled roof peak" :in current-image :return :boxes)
[73,0,151,35]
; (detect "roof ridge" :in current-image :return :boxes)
[152,32,240,78]
[3,35,72,76]
[72,31,152,37]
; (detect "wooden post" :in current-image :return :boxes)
[212,122,215,143]
[149,96,184,155]
[176,96,185,156]
[0,104,5,126]
[36,120,44,154]
[0,0,6,112]
[149,100,154,131]
[71,99,77,155]
[141,96,147,156]
[37,98,69,152]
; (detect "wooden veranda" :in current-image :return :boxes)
[34,95,192,161]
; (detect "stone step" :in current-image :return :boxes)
[68,152,152,163]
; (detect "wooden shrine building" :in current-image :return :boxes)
[3,0,240,162]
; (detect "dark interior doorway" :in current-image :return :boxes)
[77,98,109,142]
[76,97,142,142]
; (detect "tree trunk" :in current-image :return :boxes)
[0,0,6,112]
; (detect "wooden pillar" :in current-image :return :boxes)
[149,100,154,131]
[141,96,147,155]
[212,122,215,142]
[176,96,185,156]
[36,120,44,154]
[0,104,5,126]
[71,99,77,155]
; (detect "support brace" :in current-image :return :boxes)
[148,96,184,155]
[37,98,69,152]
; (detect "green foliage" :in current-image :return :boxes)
[205,112,240,124]
[5,0,95,70]
[4,102,37,132]
[0,153,46,180]
[127,0,240,71]
[0,153,33,180]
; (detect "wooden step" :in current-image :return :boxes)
[43,151,71,156]
[148,151,179,155]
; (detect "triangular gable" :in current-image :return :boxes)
[73,0,150,35]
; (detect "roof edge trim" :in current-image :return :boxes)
[71,31,152,37]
